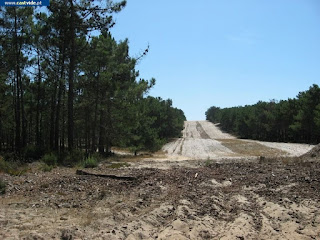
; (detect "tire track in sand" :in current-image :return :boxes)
[195,121,211,139]
[163,121,235,160]
[163,121,313,160]
[172,138,185,155]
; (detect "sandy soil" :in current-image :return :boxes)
[162,121,313,160]
[242,140,314,157]
[162,121,235,160]
[1,161,320,239]
[1,121,319,239]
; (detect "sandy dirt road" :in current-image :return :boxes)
[162,121,313,160]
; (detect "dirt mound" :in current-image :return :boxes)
[300,143,320,159]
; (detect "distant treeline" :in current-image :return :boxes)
[206,84,320,144]
[0,2,185,161]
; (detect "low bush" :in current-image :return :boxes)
[2,152,21,162]
[89,152,103,162]
[82,156,98,168]
[23,145,44,162]
[0,157,27,176]
[41,153,58,167]
[40,163,54,172]
[0,179,6,195]
[63,150,84,166]
[0,157,9,173]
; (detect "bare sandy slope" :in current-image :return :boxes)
[162,121,313,160]
[162,121,236,160]
[1,161,320,239]
[243,139,314,157]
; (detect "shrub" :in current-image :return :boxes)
[41,153,58,167]
[82,157,98,168]
[89,152,102,162]
[63,150,84,166]
[0,157,27,176]
[40,163,54,172]
[204,158,212,167]
[3,152,21,162]
[0,157,9,173]
[0,179,6,195]
[23,145,44,162]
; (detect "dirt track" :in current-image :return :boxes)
[1,121,320,239]
[162,121,313,160]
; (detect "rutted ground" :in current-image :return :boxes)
[1,160,320,239]
[1,121,319,239]
[162,121,313,160]
[162,121,235,160]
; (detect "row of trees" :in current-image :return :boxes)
[0,1,185,159]
[206,84,320,144]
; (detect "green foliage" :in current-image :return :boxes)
[40,163,54,172]
[23,145,44,162]
[0,3,186,159]
[63,150,85,167]
[0,157,28,176]
[41,153,57,167]
[107,162,129,169]
[206,84,320,144]
[121,96,185,154]
[2,152,22,162]
[81,157,99,168]
[204,159,213,167]
[0,157,10,173]
[0,179,6,195]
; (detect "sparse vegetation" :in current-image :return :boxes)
[40,163,54,172]
[63,150,84,166]
[0,157,9,173]
[0,157,28,176]
[23,145,44,162]
[82,156,99,168]
[41,153,58,167]
[107,162,129,169]
[204,158,213,167]
[0,179,6,195]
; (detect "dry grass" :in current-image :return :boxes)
[108,148,167,163]
[218,139,288,157]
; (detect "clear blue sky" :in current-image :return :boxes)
[110,0,320,120]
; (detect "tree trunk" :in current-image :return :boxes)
[49,83,57,150]
[61,89,66,151]
[36,48,42,147]
[67,0,75,151]
[19,66,26,148]
[55,37,66,151]
[14,10,21,152]
[98,106,106,154]
[91,75,99,152]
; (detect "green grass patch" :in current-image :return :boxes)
[107,162,129,169]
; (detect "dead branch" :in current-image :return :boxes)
[76,169,136,181]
